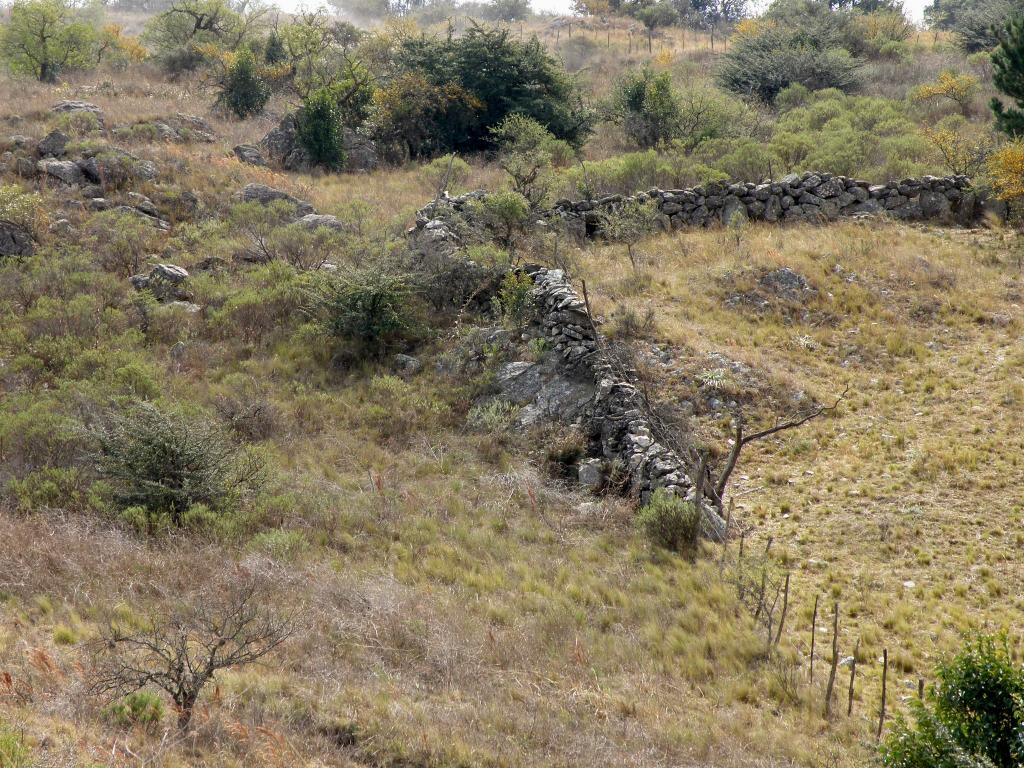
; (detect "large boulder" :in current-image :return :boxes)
[235,183,315,216]
[0,221,33,257]
[77,147,158,187]
[37,158,84,185]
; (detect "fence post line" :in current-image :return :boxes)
[877,648,888,740]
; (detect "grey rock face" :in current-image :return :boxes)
[37,130,69,157]
[0,221,34,257]
[299,213,348,232]
[393,353,422,376]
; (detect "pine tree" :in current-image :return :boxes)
[991,14,1024,136]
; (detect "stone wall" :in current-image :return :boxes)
[524,265,727,539]
[422,172,1003,240]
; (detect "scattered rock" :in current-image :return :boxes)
[51,100,104,126]
[577,458,604,492]
[299,213,348,232]
[759,267,814,300]
[235,183,315,216]
[259,113,378,172]
[37,158,85,186]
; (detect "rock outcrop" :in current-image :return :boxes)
[258,113,379,172]
[0,221,34,257]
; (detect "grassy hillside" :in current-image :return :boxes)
[1,5,1022,767]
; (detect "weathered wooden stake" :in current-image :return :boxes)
[877,648,888,740]
[809,594,819,683]
[847,638,859,717]
[774,572,790,646]
[824,601,840,717]
[918,678,924,700]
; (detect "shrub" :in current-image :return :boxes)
[105,691,165,730]
[881,633,1024,768]
[636,489,701,555]
[603,198,660,272]
[476,191,530,254]
[492,270,535,331]
[421,154,472,194]
[609,67,681,149]
[0,726,29,768]
[218,48,271,119]
[310,270,419,359]
[0,184,43,233]
[717,19,862,103]
[912,71,980,116]
[297,87,345,169]
[85,209,164,277]
[92,403,264,531]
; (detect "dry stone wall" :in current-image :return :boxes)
[427,172,1000,240]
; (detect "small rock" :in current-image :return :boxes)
[37,158,84,186]
[393,353,422,376]
[577,458,604,492]
[233,143,266,166]
[235,183,314,217]
[51,100,104,125]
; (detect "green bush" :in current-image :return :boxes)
[882,633,1024,768]
[492,270,535,331]
[219,48,271,119]
[609,67,681,149]
[421,154,472,194]
[297,87,345,169]
[0,184,42,232]
[310,270,419,359]
[563,150,725,199]
[0,726,29,768]
[92,403,264,531]
[105,691,165,730]
[636,489,702,555]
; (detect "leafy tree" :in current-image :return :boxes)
[602,198,659,272]
[486,0,532,21]
[0,0,98,82]
[912,70,979,116]
[143,0,268,74]
[386,25,593,155]
[610,67,682,148]
[636,3,678,51]
[218,48,271,118]
[992,15,1024,136]
[987,139,1024,203]
[881,634,1024,768]
[297,86,346,168]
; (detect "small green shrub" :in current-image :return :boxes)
[219,48,271,119]
[310,270,419,359]
[492,270,535,331]
[467,400,519,434]
[104,691,165,730]
[421,154,472,194]
[92,403,264,531]
[609,66,682,149]
[297,87,345,169]
[636,489,701,555]
[0,184,42,232]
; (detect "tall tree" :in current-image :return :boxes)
[992,14,1024,135]
[0,0,98,82]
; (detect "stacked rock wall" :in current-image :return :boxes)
[526,266,726,538]
[423,172,998,240]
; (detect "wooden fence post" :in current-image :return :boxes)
[847,638,859,716]
[774,572,790,646]
[824,601,840,717]
[877,648,888,740]
[809,594,819,683]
